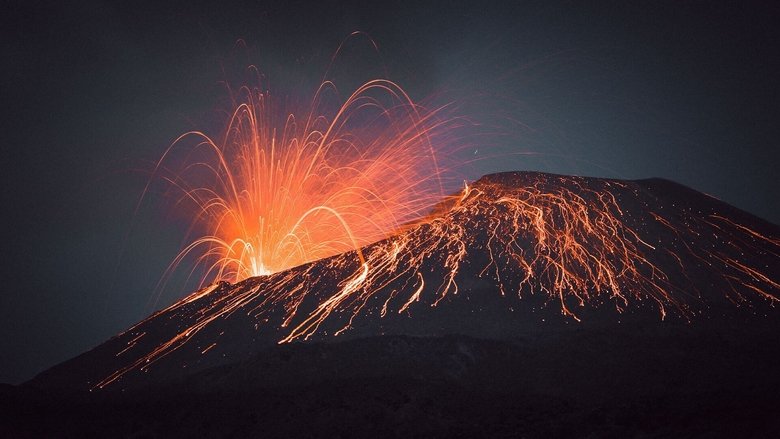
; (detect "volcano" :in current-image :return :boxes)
[7,172,780,438]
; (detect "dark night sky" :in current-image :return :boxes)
[1,0,778,384]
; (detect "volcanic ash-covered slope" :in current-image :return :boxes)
[27,171,780,391]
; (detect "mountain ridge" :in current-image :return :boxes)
[25,171,780,392]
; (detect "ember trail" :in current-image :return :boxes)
[151,79,454,283]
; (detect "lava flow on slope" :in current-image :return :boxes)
[27,171,780,391]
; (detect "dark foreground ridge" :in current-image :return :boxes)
[5,171,780,437]
[4,331,780,438]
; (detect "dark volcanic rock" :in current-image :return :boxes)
[5,331,780,438]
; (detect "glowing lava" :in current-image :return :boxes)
[151,79,456,284]
[94,172,780,389]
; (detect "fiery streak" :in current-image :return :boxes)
[96,172,779,389]
[150,79,455,286]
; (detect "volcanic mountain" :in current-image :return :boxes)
[11,171,780,437]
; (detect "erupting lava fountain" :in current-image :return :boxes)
[148,79,459,286]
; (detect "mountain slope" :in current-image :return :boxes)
[27,171,780,392]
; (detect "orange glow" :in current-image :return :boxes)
[151,79,456,284]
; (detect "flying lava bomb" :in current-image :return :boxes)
[148,78,457,284]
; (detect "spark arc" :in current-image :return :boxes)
[152,80,454,283]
